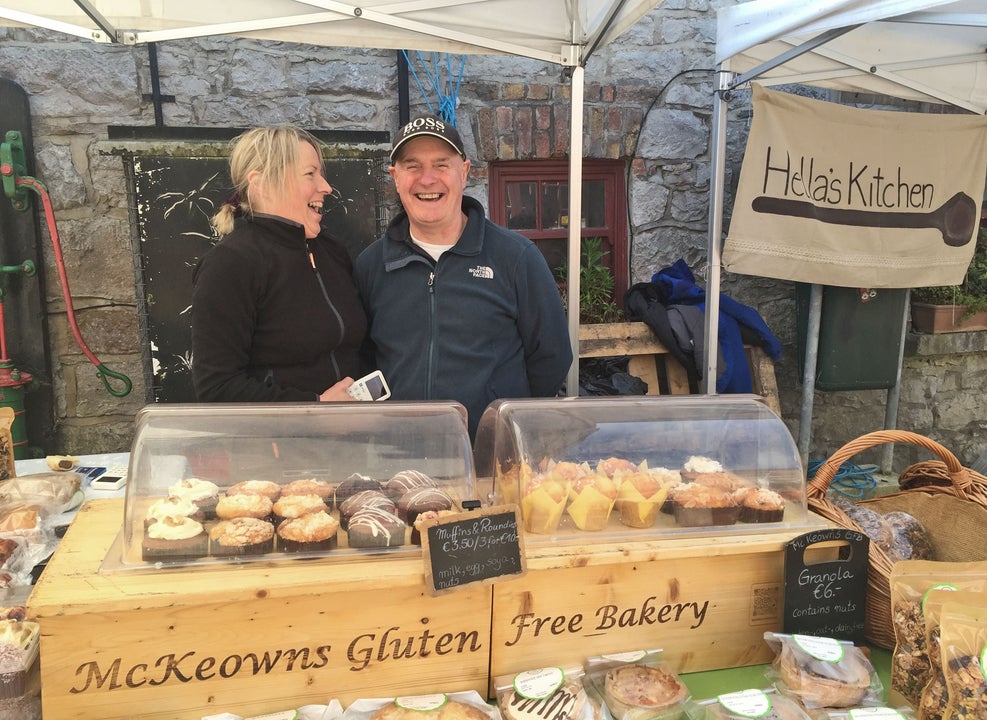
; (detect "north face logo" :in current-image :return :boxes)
[469,265,494,279]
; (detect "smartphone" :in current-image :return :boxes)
[89,465,129,491]
[346,370,391,402]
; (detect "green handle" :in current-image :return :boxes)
[95,363,133,397]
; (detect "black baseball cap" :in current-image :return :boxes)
[390,115,467,162]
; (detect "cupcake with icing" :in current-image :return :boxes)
[168,477,220,519]
[144,495,203,528]
[142,515,208,562]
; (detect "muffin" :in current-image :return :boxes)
[277,510,339,553]
[143,495,203,527]
[383,469,435,501]
[225,480,282,502]
[397,486,455,525]
[615,471,670,529]
[681,456,749,492]
[142,515,208,562]
[672,484,740,527]
[338,490,396,531]
[596,457,640,479]
[347,506,408,548]
[411,509,455,545]
[735,487,786,523]
[566,471,619,531]
[209,517,275,556]
[215,493,274,522]
[679,455,723,483]
[280,478,334,504]
[603,664,689,720]
[520,465,571,535]
[334,473,383,507]
[168,477,220,520]
[272,493,328,524]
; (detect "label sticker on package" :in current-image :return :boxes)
[848,709,906,719]
[793,634,844,662]
[717,689,771,717]
[514,667,564,699]
[395,695,447,711]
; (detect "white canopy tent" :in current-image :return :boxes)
[708,0,987,467]
[0,0,667,395]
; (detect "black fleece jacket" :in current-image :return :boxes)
[191,214,367,401]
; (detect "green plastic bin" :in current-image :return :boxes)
[796,284,908,391]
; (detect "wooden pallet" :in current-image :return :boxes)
[578,322,781,416]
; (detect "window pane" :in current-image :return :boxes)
[582,180,606,229]
[534,238,567,280]
[505,181,537,230]
[541,181,567,229]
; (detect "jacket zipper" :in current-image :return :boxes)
[426,270,436,398]
[308,241,344,379]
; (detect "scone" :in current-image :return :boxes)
[225,480,282,501]
[276,510,339,553]
[603,664,688,720]
[209,517,274,556]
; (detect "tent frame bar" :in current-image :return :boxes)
[729,24,859,90]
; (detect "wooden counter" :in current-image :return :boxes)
[29,499,827,719]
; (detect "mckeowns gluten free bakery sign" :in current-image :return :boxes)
[723,83,987,289]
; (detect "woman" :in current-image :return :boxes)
[191,125,367,402]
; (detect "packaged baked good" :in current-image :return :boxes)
[340,691,498,720]
[764,632,882,709]
[806,707,916,720]
[0,409,13,482]
[917,590,987,720]
[0,473,81,510]
[889,560,987,706]
[687,688,811,719]
[584,649,688,720]
[495,666,600,720]
[938,601,987,720]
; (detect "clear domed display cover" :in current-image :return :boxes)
[473,394,816,543]
[102,402,476,572]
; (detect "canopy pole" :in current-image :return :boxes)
[703,64,731,394]
[565,65,585,398]
[798,284,823,473]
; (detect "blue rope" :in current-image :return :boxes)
[401,50,465,126]
[807,459,878,500]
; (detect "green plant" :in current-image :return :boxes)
[556,237,623,324]
[912,226,987,316]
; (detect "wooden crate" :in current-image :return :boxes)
[30,500,823,718]
[578,322,781,416]
[27,500,492,720]
[488,530,807,695]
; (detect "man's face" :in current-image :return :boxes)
[388,136,470,235]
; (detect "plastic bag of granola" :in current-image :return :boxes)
[917,590,987,720]
[889,561,987,707]
[938,602,987,720]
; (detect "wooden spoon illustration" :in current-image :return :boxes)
[752,191,977,247]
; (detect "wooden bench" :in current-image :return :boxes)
[578,321,782,416]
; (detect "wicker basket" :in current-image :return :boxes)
[807,430,987,649]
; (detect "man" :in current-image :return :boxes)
[354,114,572,438]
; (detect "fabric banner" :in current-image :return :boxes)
[723,84,987,288]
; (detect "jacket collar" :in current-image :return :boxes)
[382,196,485,267]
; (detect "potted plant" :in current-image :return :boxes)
[557,236,623,325]
[911,225,987,333]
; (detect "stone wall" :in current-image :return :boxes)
[1,3,985,471]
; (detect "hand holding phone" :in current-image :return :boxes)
[346,370,391,402]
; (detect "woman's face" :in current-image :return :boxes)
[253,140,332,239]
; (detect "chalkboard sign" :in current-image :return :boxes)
[783,528,869,643]
[110,127,390,403]
[422,505,526,596]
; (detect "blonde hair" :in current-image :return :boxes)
[211,125,325,236]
